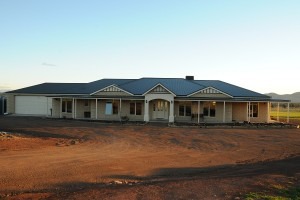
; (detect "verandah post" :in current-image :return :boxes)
[287,102,290,123]
[223,101,226,123]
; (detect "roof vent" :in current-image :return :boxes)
[185,76,194,80]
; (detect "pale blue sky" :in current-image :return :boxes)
[1,0,299,94]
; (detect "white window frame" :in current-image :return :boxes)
[179,103,191,117]
[62,100,72,113]
[105,102,113,115]
[130,102,142,115]
[203,101,216,117]
[249,102,259,118]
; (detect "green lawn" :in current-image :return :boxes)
[245,186,300,200]
[270,108,300,124]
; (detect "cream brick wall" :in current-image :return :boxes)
[75,99,92,119]
[174,101,232,123]
[202,102,232,123]
[232,102,270,123]
[174,101,192,122]
[96,100,120,121]
[250,102,269,123]
[120,100,144,121]
[232,102,247,122]
[50,97,269,123]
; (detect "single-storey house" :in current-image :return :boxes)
[4,76,290,123]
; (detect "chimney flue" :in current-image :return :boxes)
[185,76,194,80]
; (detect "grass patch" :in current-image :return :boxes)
[270,111,300,119]
[245,186,300,200]
[270,108,300,124]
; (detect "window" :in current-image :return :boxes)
[203,102,216,117]
[249,103,258,117]
[179,105,185,116]
[105,102,112,115]
[179,103,191,116]
[113,102,118,114]
[67,101,72,113]
[130,102,142,115]
[62,100,72,113]
[136,103,142,115]
[105,101,118,115]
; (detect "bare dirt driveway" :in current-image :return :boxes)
[0,116,300,199]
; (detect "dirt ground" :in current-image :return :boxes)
[0,116,299,200]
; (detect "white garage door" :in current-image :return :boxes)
[15,96,52,115]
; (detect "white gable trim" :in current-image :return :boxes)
[188,86,233,98]
[90,84,133,96]
[142,83,176,96]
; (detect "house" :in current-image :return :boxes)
[4,76,290,123]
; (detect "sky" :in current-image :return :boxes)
[0,0,299,94]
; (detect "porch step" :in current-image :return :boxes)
[147,120,169,126]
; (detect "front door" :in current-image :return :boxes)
[152,100,169,120]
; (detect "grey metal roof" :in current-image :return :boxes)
[6,83,88,94]
[193,80,270,98]
[87,79,135,94]
[120,78,204,96]
[7,79,135,94]
[7,78,271,99]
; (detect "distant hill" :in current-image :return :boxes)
[265,92,300,103]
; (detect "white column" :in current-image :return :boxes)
[46,97,49,117]
[119,98,122,117]
[169,100,174,123]
[223,101,226,123]
[95,99,98,119]
[246,102,249,122]
[277,102,279,121]
[267,102,270,123]
[72,98,75,118]
[287,102,290,123]
[60,98,62,118]
[144,99,149,122]
[248,102,250,122]
[74,99,77,119]
[197,101,200,123]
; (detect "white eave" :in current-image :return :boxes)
[142,83,176,96]
[90,84,133,96]
[188,86,233,98]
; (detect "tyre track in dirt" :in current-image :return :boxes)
[0,116,300,198]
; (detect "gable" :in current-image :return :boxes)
[143,84,175,96]
[150,85,169,93]
[189,87,232,98]
[91,85,132,96]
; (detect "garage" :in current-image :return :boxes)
[15,96,52,115]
